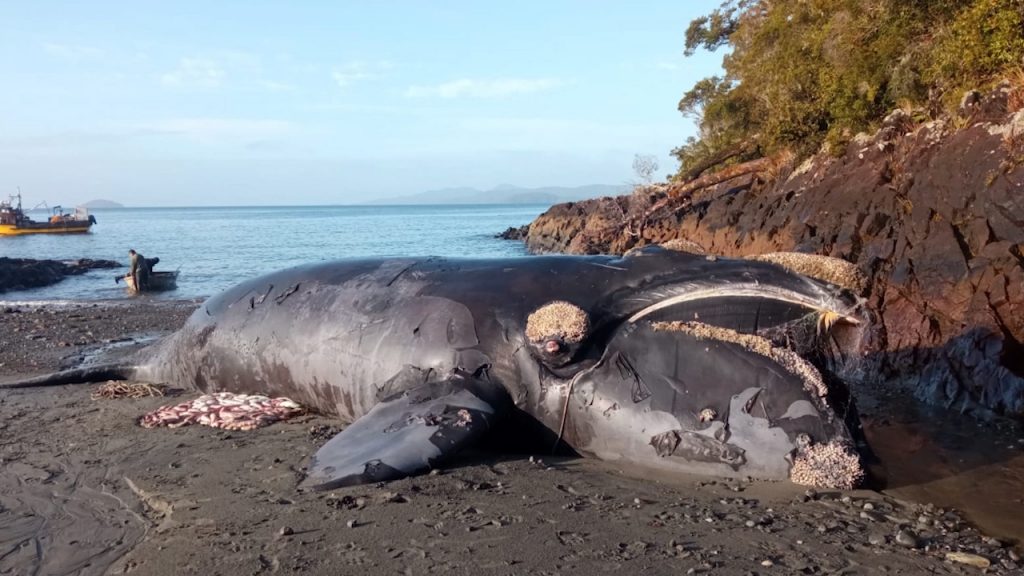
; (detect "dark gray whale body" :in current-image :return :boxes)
[6,247,871,490]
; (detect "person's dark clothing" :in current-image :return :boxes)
[130,252,150,290]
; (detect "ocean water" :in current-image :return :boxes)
[0,204,545,302]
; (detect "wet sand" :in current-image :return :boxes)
[1,301,1022,575]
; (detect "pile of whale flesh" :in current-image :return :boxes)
[140,392,305,431]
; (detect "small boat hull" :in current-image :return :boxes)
[0,222,94,236]
[126,271,179,294]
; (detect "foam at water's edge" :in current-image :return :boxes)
[0,299,89,307]
[0,298,201,308]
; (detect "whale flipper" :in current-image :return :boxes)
[301,373,508,490]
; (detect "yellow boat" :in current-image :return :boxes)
[0,193,96,236]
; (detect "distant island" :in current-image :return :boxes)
[373,184,628,205]
[81,199,125,208]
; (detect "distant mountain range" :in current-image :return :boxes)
[81,199,125,208]
[373,184,628,205]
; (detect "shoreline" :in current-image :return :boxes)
[1,299,1022,574]
[0,299,198,380]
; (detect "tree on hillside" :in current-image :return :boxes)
[673,0,1024,181]
[632,154,660,185]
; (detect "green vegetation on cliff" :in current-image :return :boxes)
[674,0,1024,180]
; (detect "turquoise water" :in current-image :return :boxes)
[0,205,544,301]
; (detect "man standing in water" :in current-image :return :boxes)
[128,248,150,291]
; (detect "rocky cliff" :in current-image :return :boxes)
[524,90,1024,418]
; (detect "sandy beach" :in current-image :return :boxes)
[1,301,1021,575]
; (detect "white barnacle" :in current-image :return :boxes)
[653,321,830,398]
[789,440,864,490]
[525,301,590,344]
[752,252,867,294]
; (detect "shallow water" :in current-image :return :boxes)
[0,204,544,301]
[863,402,1024,543]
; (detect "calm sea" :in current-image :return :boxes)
[0,204,545,302]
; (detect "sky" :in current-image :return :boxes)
[0,1,724,206]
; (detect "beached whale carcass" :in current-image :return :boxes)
[3,247,871,490]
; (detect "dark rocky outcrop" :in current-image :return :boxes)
[496,225,529,241]
[523,92,1024,418]
[0,258,120,294]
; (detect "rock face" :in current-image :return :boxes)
[0,258,120,294]
[495,225,529,241]
[524,92,1024,418]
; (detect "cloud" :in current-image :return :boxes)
[42,42,104,61]
[262,80,297,93]
[0,131,128,155]
[404,78,563,99]
[332,68,369,89]
[423,115,678,154]
[331,60,394,89]
[160,58,225,88]
[218,50,260,68]
[0,119,301,158]
[655,61,680,71]
[139,118,296,143]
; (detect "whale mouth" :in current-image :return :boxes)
[557,275,866,379]
[625,283,861,327]
[556,319,866,488]
[538,261,871,487]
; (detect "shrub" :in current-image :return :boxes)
[675,0,1024,179]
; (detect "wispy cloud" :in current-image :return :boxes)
[332,67,369,89]
[0,130,128,154]
[655,61,680,71]
[217,50,260,68]
[261,80,297,93]
[430,115,674,154]
[0,119,300,155]
[139,118,296,143]
[405,78,563,99]
[42,42,104,61]
[160,58,225,88]
[331,60,394,89]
